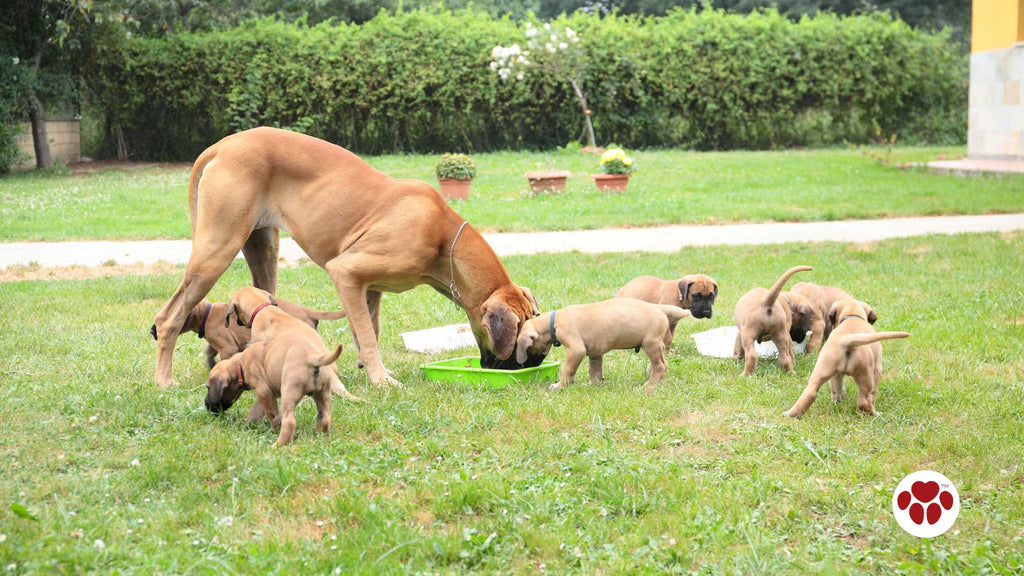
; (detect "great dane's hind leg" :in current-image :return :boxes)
[242,226,280,294]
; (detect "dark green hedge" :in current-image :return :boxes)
[97,8,966,159]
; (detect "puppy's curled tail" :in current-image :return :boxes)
[658,305,692,330]
[305,308,348,322]
[308,343,344,368]
[764,266,813,308]
[839,332,911,350]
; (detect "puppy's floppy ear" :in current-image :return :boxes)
[827,301,841,328]
[711,282,719,300]
[864,303,878,324]
[515,324,539,364]
[520,286,541,317]
[224,297,236,327]
[677,279,691,305]
[482,300,519,361]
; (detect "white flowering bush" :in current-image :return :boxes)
[490,22,596,148]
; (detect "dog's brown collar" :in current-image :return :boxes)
[448,221,470,303]
[249,301,273,326]
[780,293,792,310]
[839,314,866,325]
[197,302,213,339]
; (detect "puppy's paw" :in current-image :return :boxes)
[548,382,563,391]
[642,384,658,395]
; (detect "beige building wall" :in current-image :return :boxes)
[13,118,82,168]
[969,0,1024,160]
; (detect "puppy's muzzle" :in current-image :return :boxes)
[691,305,713,319]
[790,326,807,343]
[480,347,546,370]
[150,324,158,341]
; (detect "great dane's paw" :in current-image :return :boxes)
[642,384,658,394]
[782,409,800,418]
[548,382,563,391]
[372,374,404,389]
[831,394,844,403]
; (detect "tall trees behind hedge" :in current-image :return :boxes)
[99,9,966,160]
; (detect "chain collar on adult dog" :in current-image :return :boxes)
[549,310,562,347]
[839,314,866,325]
[197,302,213,339]
[448,221,470,303]
[249,301,274,326]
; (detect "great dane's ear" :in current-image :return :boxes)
[677,279,690,305]
[515,324,539,364]
[520,286,541,317]
[827,301,841,328]
[482,300,519,361]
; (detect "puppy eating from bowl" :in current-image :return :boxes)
[514,298,692,393]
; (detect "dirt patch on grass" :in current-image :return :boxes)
[0,262,181,283]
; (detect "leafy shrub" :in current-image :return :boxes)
[92,8,966,160]
[435,153,477,180]
[0,55,32,174]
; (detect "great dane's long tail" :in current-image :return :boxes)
[763,266,813,308]
[187,144,221,238]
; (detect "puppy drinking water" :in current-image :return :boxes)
[733,266,813,375]
[514,298,692,393]
[783,299,908,417]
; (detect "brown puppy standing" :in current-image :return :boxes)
[733,266,813,375]
[205,342,352,447]
[170,298,347,368]
[151,127,541,390]
[615,274,718,320]
[783,299,909,417]
[514,298,692,393]
[789,282,866,352]
[221,287,361,414]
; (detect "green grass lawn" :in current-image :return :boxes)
[2,232,1022,573]
[3,146,1022,241]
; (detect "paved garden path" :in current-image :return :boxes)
[2,213,1023,269]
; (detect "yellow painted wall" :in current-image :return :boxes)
[973,0,1024,53]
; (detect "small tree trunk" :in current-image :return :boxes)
[28,52,53,170]
[568,77,597,148]
[113,123,128,160]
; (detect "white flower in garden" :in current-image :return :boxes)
[526,26,538,38]
[565,27,576,38]
[559,42,568,50]
[11,57,18,65]
[544,23,551,30]
[551,34,558,42]
[93,539,105,550]
[516,72,524,80]
[491,46,500,59]
[490,61,498,70]
[546,43,555,53]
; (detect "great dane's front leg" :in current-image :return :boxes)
[326,263,401,388]
[354,290,383,370]
[153,268,227,388]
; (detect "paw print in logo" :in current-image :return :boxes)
[892,471,959,538]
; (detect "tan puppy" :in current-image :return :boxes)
[158,298,347,368]
[222,287,361,402]
[780,290,820,353]
[151,127,541,390]
[783,299,909,417]
[205,341,355,447]
[514,298,692,393]
[615,274,718,320]
[733,266,813,375]
[789,282,869,351]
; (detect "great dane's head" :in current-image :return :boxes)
[677,274,718,319]
[474,284,545,369]
[204,352,250,413]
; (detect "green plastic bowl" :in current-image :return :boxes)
[420,356,559,388]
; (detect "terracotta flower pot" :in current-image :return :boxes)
[525,170,571,193]
[438,178,472,200]
[592,173,631,192]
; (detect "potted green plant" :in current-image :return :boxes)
[435,153,476,200]
[593,148,634,192]
[524,157,571,194]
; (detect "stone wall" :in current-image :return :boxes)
[968,44,1024,160]
[13,118,82,169]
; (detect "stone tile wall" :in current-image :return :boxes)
[13,118,82,168]
[969,44,1024,159]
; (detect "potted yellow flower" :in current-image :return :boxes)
[593,148,634,192]
[435,153,476,200]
